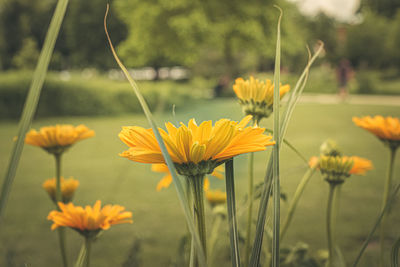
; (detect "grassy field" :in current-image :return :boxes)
[0,98,400,266]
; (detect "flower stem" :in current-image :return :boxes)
[391,236,400,267]
[74,242,86,267]
[190,175,207,267]
[85,237,92,267]
[186,179,195,267]
[74,237,92,267]
[380,147,397,267]
[208,213,223,266]
[225,159,241,267]
[280,167,316,240]
[54,153,62,205]
[245,152,255,267]
[327,184,337,267]
[54,153,68,267]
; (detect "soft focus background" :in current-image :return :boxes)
[0,0,400,266]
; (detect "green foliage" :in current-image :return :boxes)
[11,37,40,69]
[355,70,378,94]
[360,0,400,18]
[114,0,308,77]
[0,71,196,119]
[0,0,127,70]
[386,10,400,69]
[345,11,389,68]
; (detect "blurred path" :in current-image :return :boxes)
[298,94,400,106]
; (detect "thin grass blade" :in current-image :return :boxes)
[353,183,400,267]
[225,159,241,267]
[263,129,308,166]
[0,0,69,223]
[249,21,324,267]
[271,5,283,267]
[104,6,206,266]
[391,237,400,267]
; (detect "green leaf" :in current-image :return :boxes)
[104,5,206,267]
[0,0,70,222]
[352,183,400,267]
[249,14,324,267]
[271,6,283,267]
[264,128,308,165]
[225,159,241,267]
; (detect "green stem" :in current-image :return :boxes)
[186,179,195,267]
[281,167,316,240]
[85,237,92,267]
[391,237,400,267]
[327,184,337,267]
[190,175,207,267]
[353,184,400,267]
[55,153,62,205]
[380,147,397,267]
[245,152,255,267]
[208,214,223,266]
[54,153,68,267]
[272,7,282,267]
[74,242,86,267]
[225,159,241,267]
[58,228,68,267]
[0,0,69,224]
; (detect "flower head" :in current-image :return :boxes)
[308,156,319,169]
[42,177,79,203]
[47,200,132,237]
[25,124,95,154]
[119,116,274,177]
[233,76,290,122]
[353,116,400,149]
[348,156,373,175]
[319,155,373,184]
[205,189,227,206]
[152,164,223,191]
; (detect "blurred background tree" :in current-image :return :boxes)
[1,0,400,80]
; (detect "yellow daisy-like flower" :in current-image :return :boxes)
[152,164,223,191]
[119,116,274,177]
[233,76,290,122]
[319,155,373,184]
[42,177,79,203]
[25,124,95,154]
[205,189,227,206]
[308,156,319,169]
[347,156,373,175]
[353,116,400,149]
[47,200,132,237]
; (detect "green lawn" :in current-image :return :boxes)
[0,98,399,266]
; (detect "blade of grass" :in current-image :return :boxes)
[391,236,400,267]
[0,0,69,223]
[353,183,400,267]
[271,6,282,267]
[225,159,241,267]
[104,6,206,266]
[263,129,308,166]
[249,26,324,267]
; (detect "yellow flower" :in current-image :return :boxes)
[25,124,95,154]
[42,177,79,203]
[347,156,373,175]
[319,155,372,184]
[233,76,290,121]
[205,189,227,206]
[47,200,132,237]
[353,116,400,149]
[119,116,274,177]
[152,164,223,191]
[308,156,319,169]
